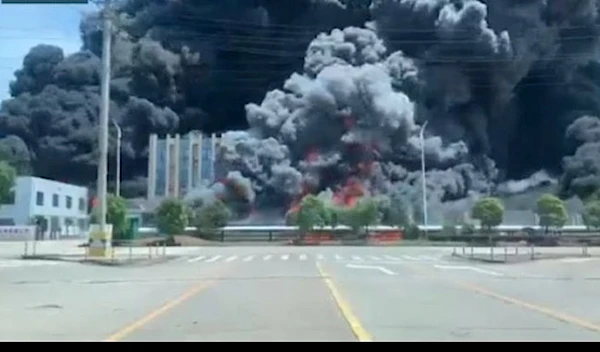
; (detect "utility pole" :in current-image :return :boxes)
[419,121,429,238]
[96,0,111,233]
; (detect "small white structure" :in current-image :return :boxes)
[0,176,89,239]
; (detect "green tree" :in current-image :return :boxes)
[325,205,341,228]
[583,201,600,229]
[191,200,231,237]
[0,161,16,204]
[107,195,128,240]
[536,194,568,232]
[294,195,329,238]
[471,197,504,232]
[340,197,381,235]
[155,198,188,243]
[90,194,128,240]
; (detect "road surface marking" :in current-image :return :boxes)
[317,254,324,260]
[401,263,600,335]
[369,256,382,261]
[433,264,504,277]
[281,254,290,261]
[103,263,235,342]
[457,282,600,335]
[316,262,373,342]
[383,255,401,261]
[403,255,420,261]
[420,255,439,261]
[346,263,396,276]
[205,255,221,263]
[299,254,308,261]
[263,254,272,261]
[335,254,344,260]
[242,256,254,262]
[0,260,61,268]
[351,256,364,261]
[225,256,238,262]
[187,256,205,263]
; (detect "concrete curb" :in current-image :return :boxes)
[21,254,175,267]
[451,253,594,264]
[452,254,508,263]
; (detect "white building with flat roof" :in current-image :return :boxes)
[0,176,89,239]
[147,132,221,199]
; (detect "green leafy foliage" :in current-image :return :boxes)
[155,198,188,238]
[583,201,600,229]
[471,197,504,231]
[536,193,568,231]
[107,195,128,240]
[191,199,231,237]
[0,161,16,204]
[295,195,330,233]
[90,194,128,240]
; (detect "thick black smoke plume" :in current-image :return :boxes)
[1,0,599,219]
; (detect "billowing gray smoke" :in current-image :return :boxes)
[1,0,600,213]
[218,25,496,221]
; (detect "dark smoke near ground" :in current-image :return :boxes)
[1,0,600,222]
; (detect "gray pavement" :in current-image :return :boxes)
[2,245,600,341]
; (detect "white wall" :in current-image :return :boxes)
[0,176,89,238]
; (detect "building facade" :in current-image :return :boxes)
[147,132,221,199]
[0,176,89,238]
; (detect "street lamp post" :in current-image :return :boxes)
[419,121,429,238]
[111,120,121,197]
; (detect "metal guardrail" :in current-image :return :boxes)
[137,224,594,236]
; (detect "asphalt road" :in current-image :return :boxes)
[3,245,600,341]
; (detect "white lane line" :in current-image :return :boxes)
[352,256,364,261]
[316,254,324,260]
[187,256,205,263]
[225,255,238,262]
[346,263,397,275]
[369,256,382,261]
[420,255,440,261]
[263,254,272,261]
[434,264,504,277]
[242,255,254,262]
[383,255,401,261]
[281,254,290,261]
[205,255,222,263]
[403,255,420,261]
[335,254,344,260]
[299,254,308,261]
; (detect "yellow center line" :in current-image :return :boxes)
[406,263,600,335]
[103,265,235,342]
[316,262,373,342]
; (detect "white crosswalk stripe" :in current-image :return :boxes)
[205,255,222,263]
[181,253,444,264]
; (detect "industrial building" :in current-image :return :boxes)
[146,132,221,199]
[0,176,89,239]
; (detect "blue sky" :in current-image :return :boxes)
[0,3,94,100]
